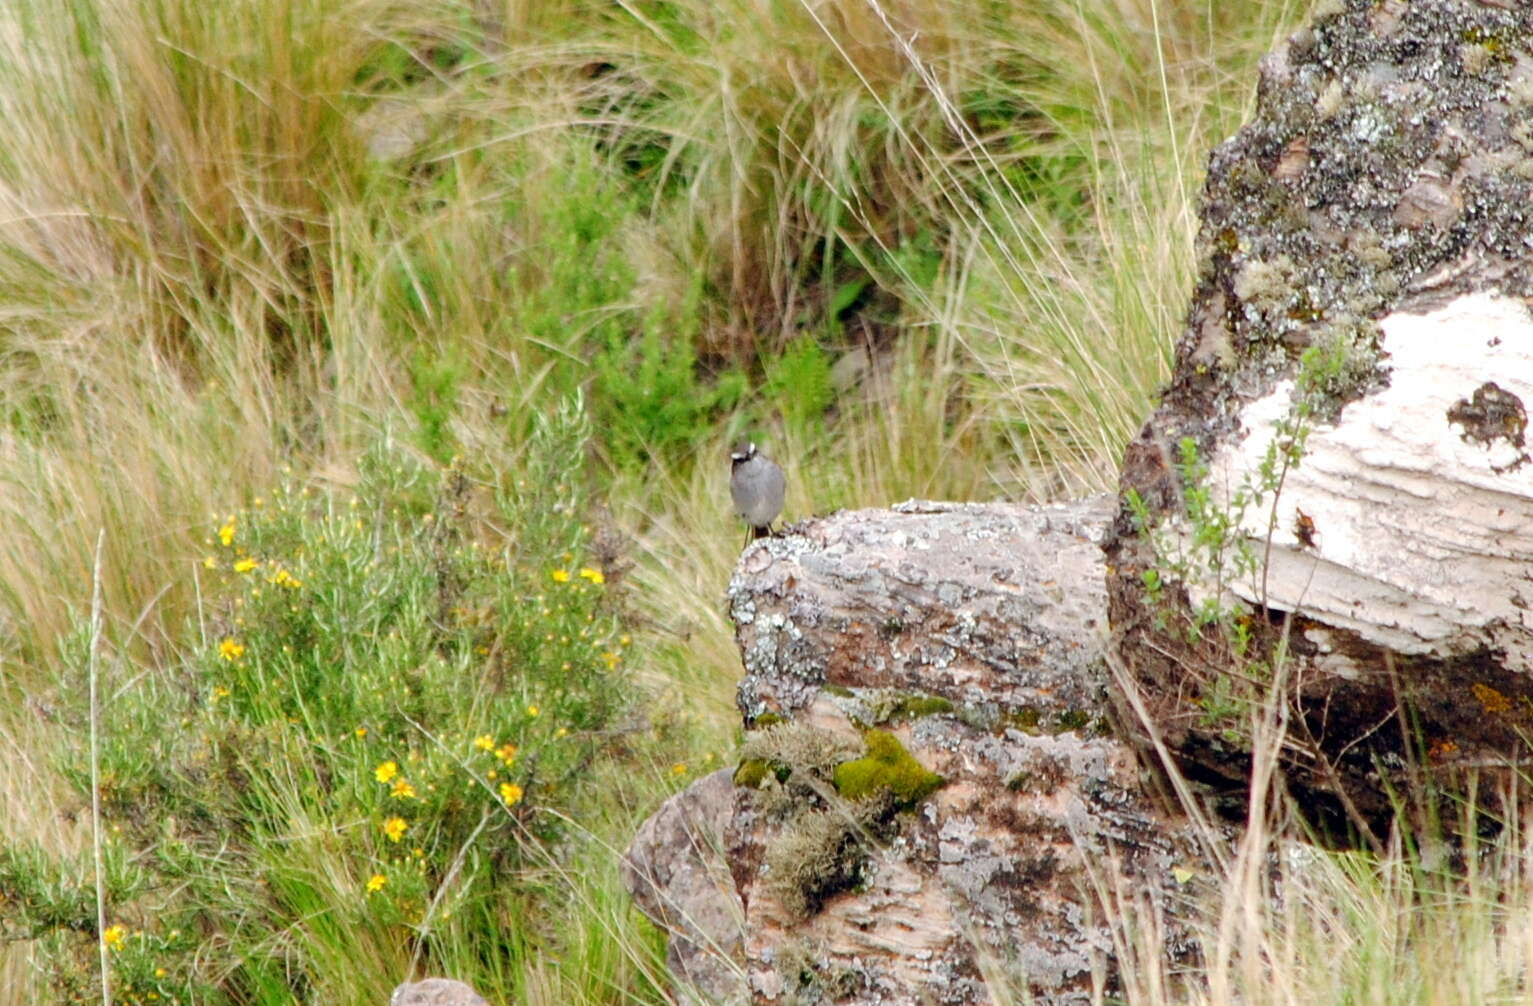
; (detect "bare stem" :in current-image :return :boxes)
[88,529,110,1006]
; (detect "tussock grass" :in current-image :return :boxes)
[6,0,1526,1003]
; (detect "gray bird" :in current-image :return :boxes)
[730,440,786,546]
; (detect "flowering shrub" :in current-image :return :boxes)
[4,403,656,1003]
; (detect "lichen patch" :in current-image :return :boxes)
[1447,380,1528,453]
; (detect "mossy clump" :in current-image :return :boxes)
[748,711,785,730]
[999,706,1042,735]
[763,810,866,920]
[733,758,772,789]
[896,695,954,718]
[859,690,955,726]
[1055,709,1093,732]
[997,705,1102,737]
[772,938,867,997]
[832,730,943,808]
[738,722,901,920]
[734,721,861,812]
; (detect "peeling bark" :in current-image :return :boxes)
[1104,0,1533,836]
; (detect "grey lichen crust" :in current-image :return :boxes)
[728,499,1115,727]
[1107,0,1533,835]
[1175,0,1533,444]
[715,498,1211,1006]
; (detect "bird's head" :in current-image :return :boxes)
[730,440,757,465]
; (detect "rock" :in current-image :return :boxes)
[390,977,489,1006]
[353,95,433,162]
[1103,0,1533,837]
[648,497,1210,1006]
[622,769,748,1006]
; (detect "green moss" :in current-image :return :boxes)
[749,712,785,729]
[733,758,770,789]
[822,683,854,698]
[1000,707,1042,735]
[1055,709,1092,732]
[736,724,943,918]
[888,694,954,720]
[857,690,956,726]
[773,940,866,998]
[997,705,1100,737]
[832,730,943,808]
[733,756,793,789]
[735,721,861,815]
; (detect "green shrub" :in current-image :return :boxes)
[408,345,464,464]
[592,293,746,469]
[763,337,834,437]
[8,404,654,1003]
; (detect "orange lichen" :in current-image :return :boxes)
[1471,682,1512,715]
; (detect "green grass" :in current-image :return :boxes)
[4,0,1529,1003]
[1,410,688,1003]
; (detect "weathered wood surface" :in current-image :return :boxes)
[627,499,1209,1006]
[1104,0,1533,832]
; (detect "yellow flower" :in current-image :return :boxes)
[499,782,523,806]
[526,704,540,718]
[211,685,231,702]
[154,968,167,978]
[473,735,494,751]
[555,727,568,739]
[232,557,257,573]
[354,726,367,738]
[218,520,236,547]
[203,556,217,570]
[601,651,620,669]
[578,567,604,585]
[495,743,518,765]
[102,924,127,951]
[366,873,387,893]
[218,638,245,662]
[269,567,302,589]
[550,568,570,583]
[383,816,408,843]
[620,634,632,647]
[374,761,398,784]
[671,762,687,776]
[390,779,417,800]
